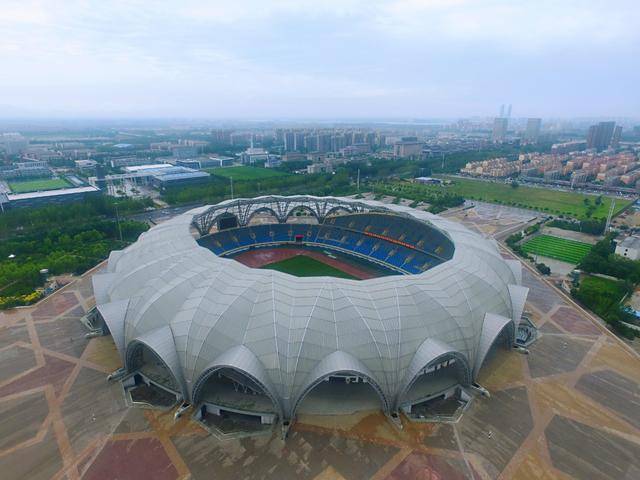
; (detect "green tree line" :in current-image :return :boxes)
[0,197,151,309]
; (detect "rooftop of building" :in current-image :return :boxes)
[618,235,640,250]
[6,185,100,200]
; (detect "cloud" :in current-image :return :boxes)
[372,0,639,50]
[0,0,638,117]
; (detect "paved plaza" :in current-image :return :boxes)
[1,206,640,479]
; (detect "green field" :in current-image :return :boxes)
[8,177,72,193]
[390,177,632,219]
[208,166,289,181]
[262,255,356,279]
[521,235,593,264]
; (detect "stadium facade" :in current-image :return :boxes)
[91,195,529,431]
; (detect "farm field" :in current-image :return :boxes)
[261,255,357,279]
[8,177,71,193]
[521,234,593,264]
[207,166,289,181]
[391,176,632,219]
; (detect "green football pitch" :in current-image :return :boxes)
[8,177,71,193]
[261,255,357,279]
[521,234,592,264]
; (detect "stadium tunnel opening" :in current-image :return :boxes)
[123,343,182,409]
[193,368,279,433]
[293,372,388,418]
[399,354,472,420]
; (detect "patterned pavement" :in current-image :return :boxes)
[1,257,640,479]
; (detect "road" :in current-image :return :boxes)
[126,203,205,224]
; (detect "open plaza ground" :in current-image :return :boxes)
[521,235,593,264]
[8,178,72,193]
[1,204,639,479]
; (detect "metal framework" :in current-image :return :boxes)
[192,195,390,235]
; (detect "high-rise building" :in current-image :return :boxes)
[284,131,295,151]
[304,135,318,152]
[294,132,305,151]
[316,133,332,153]
[492,118,508,143]
[1,133,28,155]
[365,132,376,147]
[524,118,542,143]
[331,134,347,152]
[586,121,616,151]
[393,137,423,158]
[611,125,623,149]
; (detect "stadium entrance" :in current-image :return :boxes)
[123,344,182,409]
[294,373,388,417]
[193,368,278,437]
[400,357,471,420]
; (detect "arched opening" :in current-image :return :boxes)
[399,353,471,420]
[246,207,281,226]
[285,205,319,223]
[192,367,279,435]
[123,342,181,408]
[215,212,239,231]
[293,371,388,418]
[323,206,354,220]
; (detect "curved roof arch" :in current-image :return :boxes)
[474,313,515,379]
[290,350,390,420]
[284,204,320,222]
[395,338,472,410]
[245,206,282,225]
[125,325,188,400]
[191,345,284,418]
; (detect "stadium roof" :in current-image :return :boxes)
[6,185,99,200]
[93,195,527,420]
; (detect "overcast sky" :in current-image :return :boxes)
[1,0,638,119]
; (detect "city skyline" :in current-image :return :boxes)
[1,0,639,119]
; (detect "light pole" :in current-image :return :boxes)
[115,204,123,242]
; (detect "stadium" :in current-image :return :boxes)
[90,195,531,435]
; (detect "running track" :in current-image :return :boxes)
[232,247,381,280]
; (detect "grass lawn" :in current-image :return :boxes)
[207,166,289,181]
[262,255,357,279]
[8,177,72,193]
[521,234,592,264]
[391,176,632,219]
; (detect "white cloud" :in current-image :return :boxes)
[372,0,639,50]
[0,0,637,117]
